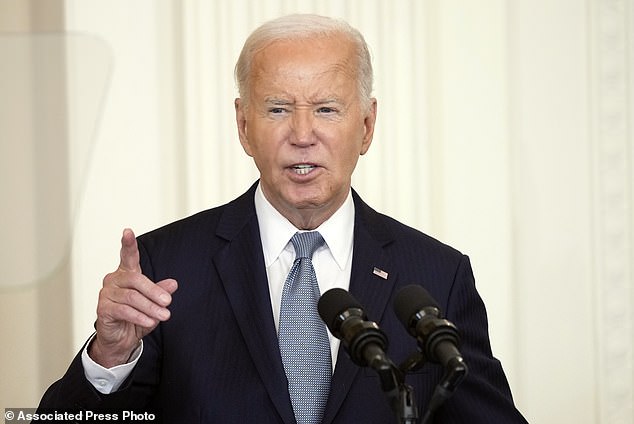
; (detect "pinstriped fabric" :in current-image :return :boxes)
[278,231,331,424]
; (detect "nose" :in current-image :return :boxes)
[290,109,316,146]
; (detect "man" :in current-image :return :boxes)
[40,14,527,423]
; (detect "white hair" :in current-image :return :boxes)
[235,14,374,109]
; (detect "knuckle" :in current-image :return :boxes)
[124,288,139,305]
[102,272,116,286]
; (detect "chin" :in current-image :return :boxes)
[280,187,325,209]
[286,194,324,209]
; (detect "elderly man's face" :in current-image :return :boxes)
[236,36,377,229]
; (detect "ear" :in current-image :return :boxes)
[235,98,253,157]
[360,98,377,155]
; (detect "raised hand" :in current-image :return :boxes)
[89,228,178,368]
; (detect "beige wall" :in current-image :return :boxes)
[1,1,632,423]
[0,0,73,409]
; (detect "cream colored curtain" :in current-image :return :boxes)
[1,1,632,423]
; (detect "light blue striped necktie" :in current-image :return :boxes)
[278,231,331,424]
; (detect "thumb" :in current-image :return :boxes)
[118,228,141,272]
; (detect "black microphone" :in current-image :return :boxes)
[320,289,420,423]
[393,285,468,376]
[318,288,391,370]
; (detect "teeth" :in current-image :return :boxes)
[292,164,315,175]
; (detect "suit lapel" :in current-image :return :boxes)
[212,184,296,424]
[322,191,397,424]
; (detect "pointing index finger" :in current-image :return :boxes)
[119,228,141,273]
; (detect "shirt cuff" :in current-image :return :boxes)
[81,334,143,394]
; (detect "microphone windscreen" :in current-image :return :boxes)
[318,288,362,332]
[393,284,440,327]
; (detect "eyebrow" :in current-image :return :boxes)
[264,97,293,105]
[263,97,342,106]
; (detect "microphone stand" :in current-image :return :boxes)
[344,318,420,424]
[365,335,468,424]
[374,359,419,424]
[420,357,468,424]
[398,351,468,424]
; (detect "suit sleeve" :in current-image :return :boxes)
[434,255,528,423]
[37,238,161,415]
[37,340,144,413]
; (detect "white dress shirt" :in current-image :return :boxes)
[82,183,354,393]
[254,183,354,369]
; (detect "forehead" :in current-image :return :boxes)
[250,36,358,98]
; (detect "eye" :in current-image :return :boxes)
[316,106,337,114]
[269,107,288,115]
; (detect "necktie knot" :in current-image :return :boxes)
[291,231,324,260]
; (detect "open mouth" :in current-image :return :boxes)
[291,164,317,175]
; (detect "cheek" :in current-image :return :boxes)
[248,131,285,166]
[344,129,369,158]
[254,120,292,144]
[329,146,362,177]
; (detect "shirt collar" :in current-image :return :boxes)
[254,182,354,270]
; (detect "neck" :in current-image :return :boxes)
[286,210,333,231]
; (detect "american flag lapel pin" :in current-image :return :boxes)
[372,267,389,280]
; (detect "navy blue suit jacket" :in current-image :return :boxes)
[40,182,527,423]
